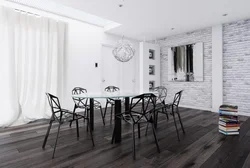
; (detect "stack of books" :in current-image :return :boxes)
[219,104,240,135]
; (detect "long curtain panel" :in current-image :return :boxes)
[0,6,66,127]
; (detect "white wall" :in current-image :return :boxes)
[64,23,140,108]
[223,19,250,115]
[2,1,140,109]
[159,28,212,109]
[159,19,250,115]
[61,20,140,109]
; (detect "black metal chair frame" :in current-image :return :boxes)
[42,93,94,159]
[170,90,185,140]
[111,93,160,160]
[153,90,185,141]
[154,86,169,122]
[104,86,120,124]
[70,87,105,127]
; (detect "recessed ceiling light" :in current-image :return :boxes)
[119,0,125,7]
[171,28,175,30]
[222,14,228,16]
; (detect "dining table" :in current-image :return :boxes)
[72,92,137,143]
[72,91,158,144]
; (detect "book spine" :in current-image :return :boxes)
[219,110,238,116]
[219,125,240,131]
[219,108,238,112]
[219,130,239,135]
[218,121,240,127]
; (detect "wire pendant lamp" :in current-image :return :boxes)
[112,36,135,62]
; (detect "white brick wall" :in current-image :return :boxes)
[158,28,212,108]
[223,19,250,114]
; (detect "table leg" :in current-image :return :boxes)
[125,97,130,111]
[114,99,122,143]
[90,98,94,131]
[124,97,130,120]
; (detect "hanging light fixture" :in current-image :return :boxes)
[112,36,135,62]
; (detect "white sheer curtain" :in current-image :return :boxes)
[0,6,66,127]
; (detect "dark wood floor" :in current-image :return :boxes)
[0,107,250,168]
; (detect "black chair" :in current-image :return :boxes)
[42,93,94,159]
[112,93,160,160]
[104,86,120,124]
[170,90,185,140]
[155,90,185,141]
[70,87,105,127]
[154,86,169,122]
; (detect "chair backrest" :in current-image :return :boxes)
[72,87,88,108]
[172,90,183,107]
[46,93,63,120]
[154,86,167,103]
[129,93,157,123]
[104,86,120,92]
[72,87,87,95]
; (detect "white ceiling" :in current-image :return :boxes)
[4,0,118,27]
[51,0,250,41]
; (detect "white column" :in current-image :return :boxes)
[139,42,145,93]
[139,42,160,93]
[212,25,223,112]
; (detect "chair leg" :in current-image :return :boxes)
[132,124,136,160]
[42,119,53,149]
[104,101,108,118]
[86,114,89,132]
[138,123,141,139]
[145,123,149,136]
[165,107,169,120]
[111,125,115,144]
[76,118,79,139]
[69,121,73,127]
[177,110,185,134]
[83,108,87,123]
[52,123,61,159]
[100,106,105,126]
[172,110,180,141]
[155,111,159,129]
[151,122,160,153]
[110,105,113,125]
[87,118,95,147]
[86,108,89,118]
[70,105,77,127]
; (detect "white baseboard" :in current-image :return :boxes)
[237,112,250,117]
[180,105,250,117]
[179,105,212,112]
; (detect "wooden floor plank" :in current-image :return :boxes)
[0,108,249,168]
[242,152,250,168]
[200,117,250,168]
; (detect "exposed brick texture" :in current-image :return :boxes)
[223,19,250,114]
[158,28,212,108]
